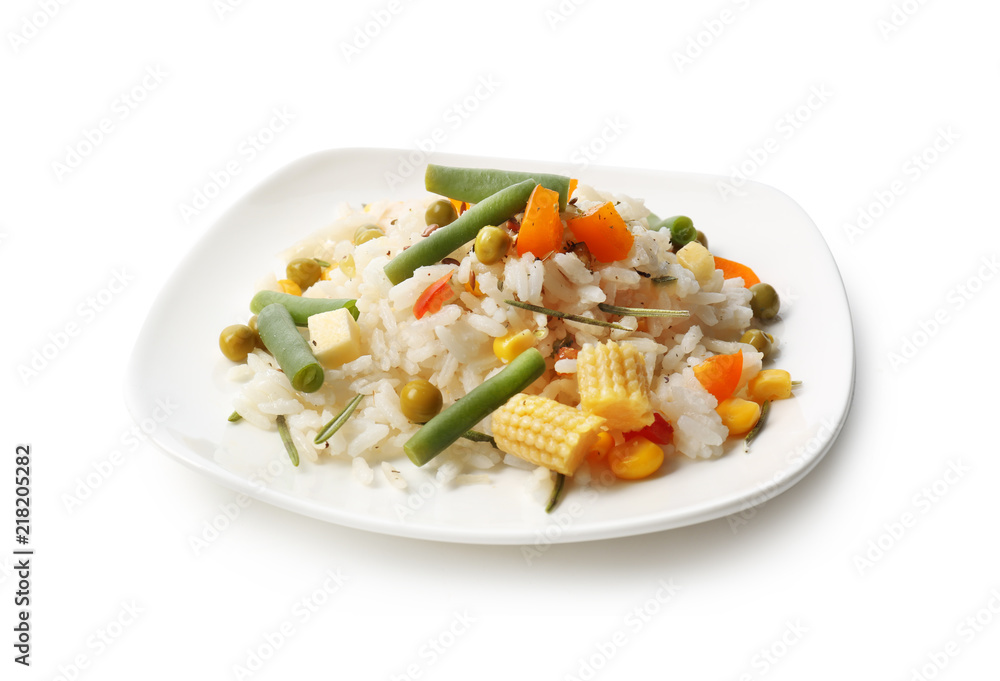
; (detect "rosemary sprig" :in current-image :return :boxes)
[744,400,771,453]
[651,275,677,284]
[276,415,299,467]
[504,300,628,331]
[546,473,566,513]
[462,430,498,448]
[314,394,364,444]
[597,303,690,318]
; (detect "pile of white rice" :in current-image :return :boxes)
[227,183,763,492]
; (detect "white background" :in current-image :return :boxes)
[4,0,1000,679]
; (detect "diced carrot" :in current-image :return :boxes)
[693,352,744,402]
[449,199,471,216]
[713,256,760,288]
[565,201,634,262]
[568,178,578,199]
[517,185,563,259]
[413,271,454,319]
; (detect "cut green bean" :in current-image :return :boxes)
[404,348,546,466]
[461,430,498,448]
[276,415,299,467]
[384,180,536,285]
[646,212,664,230]
[504,299,629,331]
[228,410,242,423]
[546,473,566,513]
[250,290,359,325]
[314,393,364,444]
[255,303,325,393]
[597,303,690,318]
[425,164,572,211]
[744,400,771,453]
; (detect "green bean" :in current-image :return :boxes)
[404,348,546,466]
[255,303,325,393]
[425,164,571,210]
[250,290,359,325]
[384,179,535,285]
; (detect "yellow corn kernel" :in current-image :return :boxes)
[716,397,761,436]
[493,329,536,363]
[339,254,356,280]
[748,369,792,402]
[608,436,664,480]
[676,241,714,284]
[586,431,615,466]
[464,271,483,296]
[491,394,606,476]
[577,341,654,432]
[278,279,302,296]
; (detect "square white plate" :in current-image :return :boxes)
[125,148,854,544]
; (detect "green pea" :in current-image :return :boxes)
[219,324,257,362]
[740,329,774,359]
[400,379,443,424]
[750,283,780,320]
[425,199,458,228]
[354,224,385,246]
[474,226,511,265]
[286,258,322,290]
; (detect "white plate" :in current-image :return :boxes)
[125,148,854,545]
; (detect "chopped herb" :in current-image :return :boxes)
[312,258,331,268]
[228,411,243,423]
[461,430,497,447]
[651,276,677,284]
[505,300,629,331]
[276,415,299,467]
[635,270,651,278]
[597,303,690,318]
[791,380,803,387]
[546,473,566,513]
[315,394,364,444]
[744,400,771,453]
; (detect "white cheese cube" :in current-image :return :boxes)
[307,308,362,368]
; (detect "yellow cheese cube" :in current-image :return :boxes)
[306,308,361,368]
